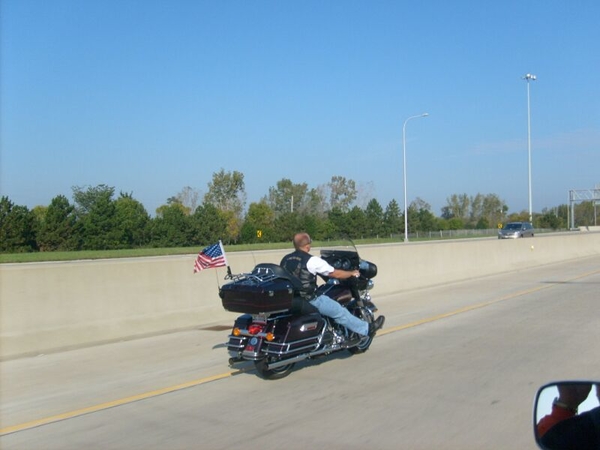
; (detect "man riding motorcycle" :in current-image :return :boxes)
[280,232,385,338]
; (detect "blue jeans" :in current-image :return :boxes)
[310,294,369,336]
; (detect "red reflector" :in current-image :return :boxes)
[248,324,264,335]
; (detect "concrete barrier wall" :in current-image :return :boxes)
[1,233,599,359]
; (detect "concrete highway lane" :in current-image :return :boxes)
[2,255,599,449]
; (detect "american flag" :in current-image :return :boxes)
[193,241,228,273]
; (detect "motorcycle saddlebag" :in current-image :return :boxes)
[264,313,325,356]
[219,264,299,314]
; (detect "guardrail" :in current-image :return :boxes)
[1,232,599,360]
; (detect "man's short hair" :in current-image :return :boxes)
[293,233,311,250]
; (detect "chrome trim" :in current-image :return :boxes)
[264,333,321,355]
[263,346,334,370]
[226,336,247,350]
[299,321,319,332]
[265,342,319,356]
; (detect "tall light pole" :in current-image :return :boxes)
[402,112,429,242]
[523,73,536,223]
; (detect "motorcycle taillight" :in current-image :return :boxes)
[248,323,264,335]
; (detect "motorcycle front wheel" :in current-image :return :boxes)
[348,307,375,354]
[254,358,295,380]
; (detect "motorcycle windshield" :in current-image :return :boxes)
[318,237,360,271]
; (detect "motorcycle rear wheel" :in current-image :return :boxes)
[254,358,295,380]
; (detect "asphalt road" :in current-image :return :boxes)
[2,255,599,450]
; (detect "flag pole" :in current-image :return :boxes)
[219,240,233,279]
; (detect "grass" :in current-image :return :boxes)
[0,238,407,264]
[0,244,274,264]
[0,232,510,264]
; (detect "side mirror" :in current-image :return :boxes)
[533,381,600,449]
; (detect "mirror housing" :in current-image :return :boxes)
[533,381,600,449]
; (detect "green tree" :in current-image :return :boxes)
[383,199,402,236]
[444,194,470,221]
[480,194,506,228]
[240,201,276,243]
[413,198,437,232]
[37,195,81,251]
[440,206,453,220]
[475,217,490,229]
[71,184,122,249]
[266,179,302,216]
[446,192,506,228]
[72,184,115,215]
[204,169,246,242]
[365,198,384,237]
[327,176,357,212]
[80,189,120,250]
[31,205,47,229]
[273,212,303,243]
[265,179,324,217]
[408,197,436,232]
[0,196,37,252]
[326,207,346,237]
[574,201,597,226]
[115,193,150,248]
[167,186,201,215]
[439,217,465,230]
[190,203,228,245]
[469,193,484,227]
[151,203,193,247]
[346,206,368,238]
[556,204,569,228]
[507,210,530,223]
[204,169,245,212]
[190,202,229,245]
[538,208,563,230]
[297,213,324,240]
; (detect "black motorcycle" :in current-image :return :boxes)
[219,242,379,379]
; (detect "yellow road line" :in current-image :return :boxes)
[378,286,551,336]
[1,371,240,436]
[378,268,600,337]
[3,269,598,436]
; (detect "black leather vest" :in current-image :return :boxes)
[280,250,316,298]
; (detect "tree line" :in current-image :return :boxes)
[1,169,594,253]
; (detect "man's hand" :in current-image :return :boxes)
[329,269,360,279]
[557,384,592,410]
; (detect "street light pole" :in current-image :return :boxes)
[402,112,429,242]
[523,73,536,223]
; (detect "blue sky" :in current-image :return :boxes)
[2,0,599,217]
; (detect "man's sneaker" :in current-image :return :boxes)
[368,315,385,337]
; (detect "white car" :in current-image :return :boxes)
[498,222,534,239]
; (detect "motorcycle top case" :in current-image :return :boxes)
[219,264,300,314]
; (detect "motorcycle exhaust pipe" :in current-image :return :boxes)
[264,347,332,370]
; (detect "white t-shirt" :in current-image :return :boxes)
[306,256,334,276]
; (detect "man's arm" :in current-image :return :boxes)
[328,268,360,279]
[307,256,359,279]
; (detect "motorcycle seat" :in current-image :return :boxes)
[291,296,319,315]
